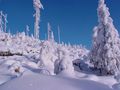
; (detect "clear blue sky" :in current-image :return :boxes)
[0,0,120,48]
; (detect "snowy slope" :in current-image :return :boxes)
[0,30,117,90]
[0,72,113,90]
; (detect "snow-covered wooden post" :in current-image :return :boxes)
[3,14,8,33]
[26,25,30,36]
[51,31,54,42]
[33,0,43,39]
[47,22,51,41]
[45,33,47,40]
[0,11,3,32]
[58,25,61,44]
[47,22,54,42]
[0,11,8,32]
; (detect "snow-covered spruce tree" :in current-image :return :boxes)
[33,0,43,39]
[89,0,120,75]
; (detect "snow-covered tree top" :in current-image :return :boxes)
[98,0,111,25]
[99,0,105,4]
[97,0,119,38]
[33,0,43,9]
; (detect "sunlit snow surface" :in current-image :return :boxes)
[0,71,114,90]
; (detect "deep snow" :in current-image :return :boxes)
[0,71,113,90]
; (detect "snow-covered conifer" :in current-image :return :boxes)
[89,0,120,75]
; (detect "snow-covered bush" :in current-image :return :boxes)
[89,0,120,75]
[9,61,24,77]
[38,41,57,75]
[54,47,74,76]
[60,43,88,61]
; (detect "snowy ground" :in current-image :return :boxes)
[0,52,118,90]
[0,56,117,90]
[0,70,116,90]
